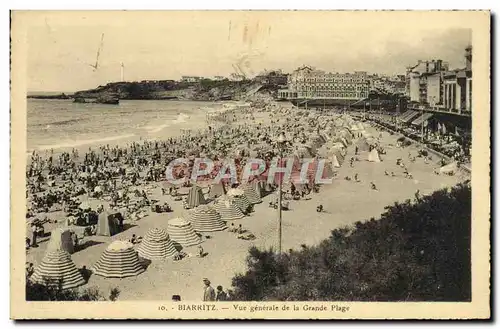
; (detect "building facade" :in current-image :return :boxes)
[406,59,449,99]
[278,66,370,100]
[406,46,472,115]
[425,72,443,107]
[255,70,288,86]
[441,46,472,115]
[181,76,201,83]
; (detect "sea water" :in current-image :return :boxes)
[27,99,221,154]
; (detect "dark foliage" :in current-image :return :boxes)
[231,183,471,301]
[26,278,120,301]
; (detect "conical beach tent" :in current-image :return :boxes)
[167,217,202,247]
[184,186,206,209]
[208,182,226,199]
[252,180,267,198]
[227,188,252,214]
[92,241,145,278]
[356,137,371,152]
[331,154,341,168]
[46,228,74,254]
[137,228,177,260]
[213,197,245,220]
[368,148,381,162]
[31,250,85,290]
[439,162,458,175]
[241,184,262,204]
[189,205,227,232]
[96,211,121,237]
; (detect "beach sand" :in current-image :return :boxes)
[26,120,464,301]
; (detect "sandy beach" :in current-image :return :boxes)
[25,104,466,301]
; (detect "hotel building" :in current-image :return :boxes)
[278,66,370,101]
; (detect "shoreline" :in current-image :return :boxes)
[26,101,246,160]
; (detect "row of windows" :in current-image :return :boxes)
[296,87,369,92]
[294,82,368,86]
[298,92,366,98]
[291,78,367,83]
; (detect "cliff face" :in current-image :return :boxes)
[72,79,262,101]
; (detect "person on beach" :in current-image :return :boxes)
[30,222,38,248]
[72,232,79,251]
[216,286,228,301]
[197,245,205,258]
[202,278,216,301]
[26,263,34,278]
[415,189,421,201]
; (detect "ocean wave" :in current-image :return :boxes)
[143,123,171,133]
[172,113,190,124]
[35,134,136,151]
[142,113,191,133]
[37,118,84,127]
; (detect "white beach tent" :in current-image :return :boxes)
[368,148,381,162]
[439,162,458,175]
[46,227,74,254]
[331,154,341,168]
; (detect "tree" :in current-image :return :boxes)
[26,278,120,301]
[231,183,471,301]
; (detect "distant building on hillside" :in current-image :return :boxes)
[254,70,288,86]
[213,76,226,81]
[181,76,201,83]
[229,73,245,82]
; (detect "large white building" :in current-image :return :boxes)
[278,66,370,100]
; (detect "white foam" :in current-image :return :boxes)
[36,134,136,151]
[142,113,191,133]
[143,123,171,133]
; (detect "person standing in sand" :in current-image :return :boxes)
[202,278,215,301]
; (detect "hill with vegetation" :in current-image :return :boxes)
[70,79,259,101]
[230,182,471,301]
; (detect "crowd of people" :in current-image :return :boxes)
[26,98,463,301]
[358,111,471,165]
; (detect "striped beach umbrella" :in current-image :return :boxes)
[167,217,202,247]
[137,228,177,261]
[232,195,252,214]
[31,249,85,290]
[241,184,262,204]
[188,205,227,232]
[213,197,245,221]
[251,180,267,198]
[92,241,145,278]
[227,189,252,214]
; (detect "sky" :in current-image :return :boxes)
[21,11,472,92]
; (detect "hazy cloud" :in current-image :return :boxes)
[25,12,472,92]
